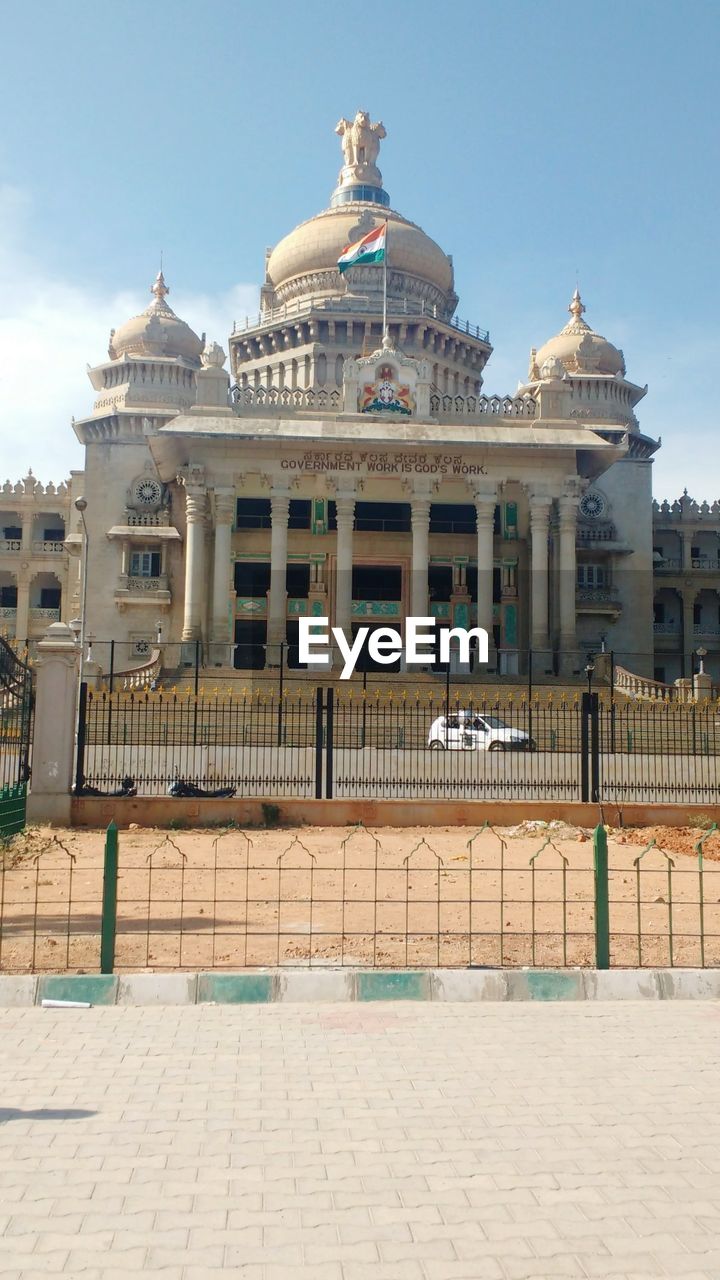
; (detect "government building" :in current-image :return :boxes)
[1,113,718,685]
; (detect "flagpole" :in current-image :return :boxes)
[382,220,388,341]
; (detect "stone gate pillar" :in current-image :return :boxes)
[27,621,80,826]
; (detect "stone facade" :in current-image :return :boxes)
[652,493,720,683]
[8,113,699,684]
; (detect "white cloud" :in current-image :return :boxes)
[0,184,259,484]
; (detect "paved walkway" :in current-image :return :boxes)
[1,1003,719,1278]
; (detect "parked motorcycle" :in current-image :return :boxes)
[76,775,137,797]
[167,777,236,799]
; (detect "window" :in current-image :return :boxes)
[288,500,311,530]
[654,667,666,684]
[286,563,310,597]
[3,526,21,541]
[234,561,270,597]
[691,545,701,561]
[428,565,453,602]
[693,603,702,625]
[0,585,17,607]
[465,567,501,603]
[654,602,666,624]
[43,528,64,542]
[130,551,161,578]
[577,564,608,588]
[429,504,476,535]
[354,502,411,533]
[653,546,664,559]
[236,498,271,529]
[40,587,61,609]
[352,565,402,601]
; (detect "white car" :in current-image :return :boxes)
[428,711,535,752]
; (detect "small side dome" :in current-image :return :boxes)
[109,272,203,364]
[534,290,625,377]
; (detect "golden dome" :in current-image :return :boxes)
[266,205,456,316]
[534,290,625,377]
[109,273,203,364]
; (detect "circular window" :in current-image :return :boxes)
[133,478,163,507]
[580,491,606,520]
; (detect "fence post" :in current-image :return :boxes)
[100,820,119,974]
[589,691,600,802]
[326,687,334,799]
[593,823,610,969]
[314,687,323,799]
[580,692,590,802]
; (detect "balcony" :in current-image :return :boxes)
[29,607,60,627]
[32,539,65,555]
[0,607,17,629]
[653,621,681,634]
[352,600,401,618]
[0,539,21,553]
[654,558,720,573]
[576,587,621,616]
[114,574,171,610]
[693,623,720,637]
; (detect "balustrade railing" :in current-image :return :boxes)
[0,539,21,553]
[233,295,491,343]
[31,539,64,554]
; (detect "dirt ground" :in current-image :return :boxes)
[1,820,719,974]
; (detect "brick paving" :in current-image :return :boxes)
[1,1003,719,1278]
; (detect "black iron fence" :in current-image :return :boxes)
[0,638,33,837]
[76,684,720,804]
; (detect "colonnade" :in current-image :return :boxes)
[180,472,581,664]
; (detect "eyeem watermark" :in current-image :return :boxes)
[298,617,489,679]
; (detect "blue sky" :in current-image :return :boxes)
[0,0,718,497]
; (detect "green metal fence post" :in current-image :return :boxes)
[593,823,610,969]
[100,820,119,974]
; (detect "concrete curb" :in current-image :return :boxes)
[1,968,719,1006]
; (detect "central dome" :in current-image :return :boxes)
[264,113,457,319]
[266,204,457,317]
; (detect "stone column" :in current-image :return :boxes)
[410,497,431,619]
[27,621,80,826]
[334,493,355,638]
[681,529,694,572]
[558,490,579,672]
[15,569,30,643]
[181,479,208,642]
[529,494,552,672]
[211,488,235,665]
[20,511,32,553]
[266,490,290,663]
[475,488,498,671]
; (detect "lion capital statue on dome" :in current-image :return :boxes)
[335,110,386,184]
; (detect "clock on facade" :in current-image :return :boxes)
[579,490,606,520]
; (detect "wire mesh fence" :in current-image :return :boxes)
[1,822,719,974]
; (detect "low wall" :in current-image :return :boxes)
[71,796,720,829]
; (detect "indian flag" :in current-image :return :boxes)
[337,222,387,274]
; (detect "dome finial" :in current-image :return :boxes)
[151,270,169,304]
[569,288,585,321]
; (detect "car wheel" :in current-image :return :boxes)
[429,741,445,751]
[488,741,504,752]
